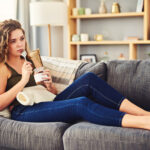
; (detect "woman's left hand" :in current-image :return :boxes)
[42,69,57,95]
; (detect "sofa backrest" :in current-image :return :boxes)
[106,60,150,111]
[75,62,107,81]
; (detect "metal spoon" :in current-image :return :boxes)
[21,51,27,60]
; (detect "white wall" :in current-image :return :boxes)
[32,0,68,58]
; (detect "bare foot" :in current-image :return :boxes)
[122,114,150,130]
[120,99,150,116]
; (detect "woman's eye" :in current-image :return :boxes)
[20,37,25,41]
[9,40,16,43]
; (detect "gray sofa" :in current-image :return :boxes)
[1,59,150,150]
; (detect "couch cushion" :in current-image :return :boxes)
[41,56,83,94]
[0,117,70,150]
[106,60,150,111]
[63,122,150,150]
[75,62,107,81]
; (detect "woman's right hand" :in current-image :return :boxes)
[21,61,33,84]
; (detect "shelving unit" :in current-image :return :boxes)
[70,12,144,19]
[70,40,150,45]
[68,0,150,60]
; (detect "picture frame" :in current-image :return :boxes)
[80,54,97,63]
[136,0,144,12]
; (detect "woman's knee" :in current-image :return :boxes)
[85,72,96,77]
[75,96,93,106]
[81,72,96,81]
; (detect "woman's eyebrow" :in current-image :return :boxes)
[9,38,16,42]
[10,35,24,40]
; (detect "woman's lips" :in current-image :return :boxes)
[17,49,24,53]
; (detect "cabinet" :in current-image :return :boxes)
[68,0,150,60]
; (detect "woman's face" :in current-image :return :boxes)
[8,29,25,57]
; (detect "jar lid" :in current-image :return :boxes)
[34,67,44,73]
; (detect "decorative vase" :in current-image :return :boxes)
[99,1,107,14]
[112,2,120,13]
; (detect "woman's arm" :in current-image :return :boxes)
[0,62,33,110]
[42,69,57,95]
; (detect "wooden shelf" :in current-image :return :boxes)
[132,40,150,44]
[70,12,144,19]
[70,40,150,45]
[68,0,150,60]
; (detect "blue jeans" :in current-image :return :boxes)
[11,72,126,127]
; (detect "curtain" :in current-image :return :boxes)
[17,0,33,49]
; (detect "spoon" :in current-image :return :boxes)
[21,51,27,60]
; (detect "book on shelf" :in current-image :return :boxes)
[125,36,139,41]
[136,0,144,12]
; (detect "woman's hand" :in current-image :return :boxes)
[42,69,57,95]
[21,61,33,84]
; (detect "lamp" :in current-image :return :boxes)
[29,1,67,56]
[0,0,17,21]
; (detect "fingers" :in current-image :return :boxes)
[43,71,50,77]
[44,69,50,72]
[42,70,52,86]
[23,61,32,66]
[42,69,53,90]
[23,61,33,74]
[43,80,52,85]
[42,74,52,82]
[42,69,52,80]
[43,80,53,90]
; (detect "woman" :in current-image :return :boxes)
[0,19,150,130]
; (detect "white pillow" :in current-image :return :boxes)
[0,108,11,118]
[16,85,56,106]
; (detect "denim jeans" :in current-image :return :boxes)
[11,72,126,127]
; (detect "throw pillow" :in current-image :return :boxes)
[75,61,107,81]
[0,108,11,118]
[41,56,83,94]
[16,85,56,106]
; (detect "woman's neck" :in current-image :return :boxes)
[7,56,23,66]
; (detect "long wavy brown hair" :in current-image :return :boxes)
[0,19,31,62]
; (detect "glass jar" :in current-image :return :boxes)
[34,67,47,85]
